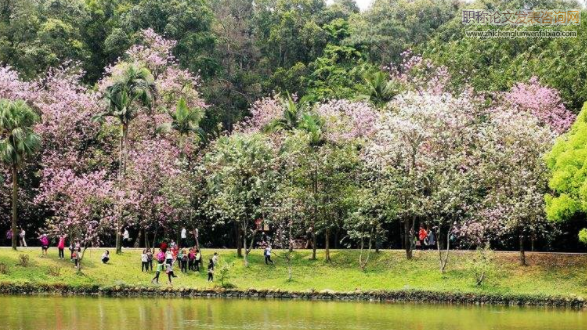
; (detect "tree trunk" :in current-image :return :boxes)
[151,225,159,251]
[243,233,249,267]
[236,222,242,257]
[134,228,143,248]
[243,227,258,268]
[311,168,317,260]
[11,166,18,251]
[404,220,413,260]
[519,232,526,266]
[375,228,380,253]
[399,221,405,250]
[78,246,88,273]
[116,124,129,255]
[438,227,451,273]
[325,227,331,262]
[288,220,293,253]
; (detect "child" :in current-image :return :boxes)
[72,250,79,268]
[39,234,49,257]
[264,245,274,265]
[207,258,214,282]
[57,235,66,259]
[141,249,149,272]
[165,250,173,266]
[147,249,153,271]
[188,248,195,271]
[172,245,179,261]
[181,249,188,273]
[177,249,184,270]
[166,261,178,285]
[102,250,110,264]
[212,252,218,266]
[151,261,163,284]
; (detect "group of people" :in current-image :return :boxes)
[148,240,218,286]
[5,228,28,247]
[415,225,437,250]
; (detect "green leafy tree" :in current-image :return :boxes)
[0,99,41,250]
[546,104,587,240]
[205,133,276,266]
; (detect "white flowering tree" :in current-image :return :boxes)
[205,132,276,267]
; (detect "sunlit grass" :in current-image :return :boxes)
[0,247,585,297]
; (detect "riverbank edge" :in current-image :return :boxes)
[0,282,584,308]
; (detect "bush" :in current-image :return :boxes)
[17,255,29,267]
[47,266,61,277]
[469,244,495,286]
[217,262,236,289]
[0,263,8,274]
[579,228,587,244]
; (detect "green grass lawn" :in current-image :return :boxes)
[0,247,586,297]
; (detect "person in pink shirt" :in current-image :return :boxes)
[156,249,165,263]
[39,234,49,257]
[57,235,66,259]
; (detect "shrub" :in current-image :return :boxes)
[17,255,29,267]
[217,262,236,289]
[47,266,61,277]
[469,244,495,286]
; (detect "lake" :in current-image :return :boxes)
[0,296,585,330]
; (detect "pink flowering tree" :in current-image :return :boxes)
[42,171,115,272]
[474,109,555,266]
[96,29,206,251]
[504,76,575,134]
[386,49,452,95]
[30,65,118,256]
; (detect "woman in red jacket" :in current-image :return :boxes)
[418,225,428,250]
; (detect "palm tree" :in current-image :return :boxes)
[0,99,41,250]
[360,71,399,108]
[266,96,326,260]
[158,97,205,247]
[160,97,205,158]
[263,94,305,133]
[298,112,325,260]
[94,64,156,254]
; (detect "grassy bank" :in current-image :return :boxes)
[0,248,586,299]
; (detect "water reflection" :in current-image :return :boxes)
[0,296,584,330]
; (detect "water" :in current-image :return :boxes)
[0,296,585,330]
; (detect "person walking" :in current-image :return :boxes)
[264,245,274,265]
[39,234,49,257]
[207,259,214,282]
[165,250,173,266]
[122,228,130,248]
[156,249,165,264]
[72,249,79,268]
[19,228,26,247]
[141,249,149,272]
[151,261,163,284]
[57,235,66,259]
[166,261,178,285]
[212,252,218,266]
[102,250,110,264]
